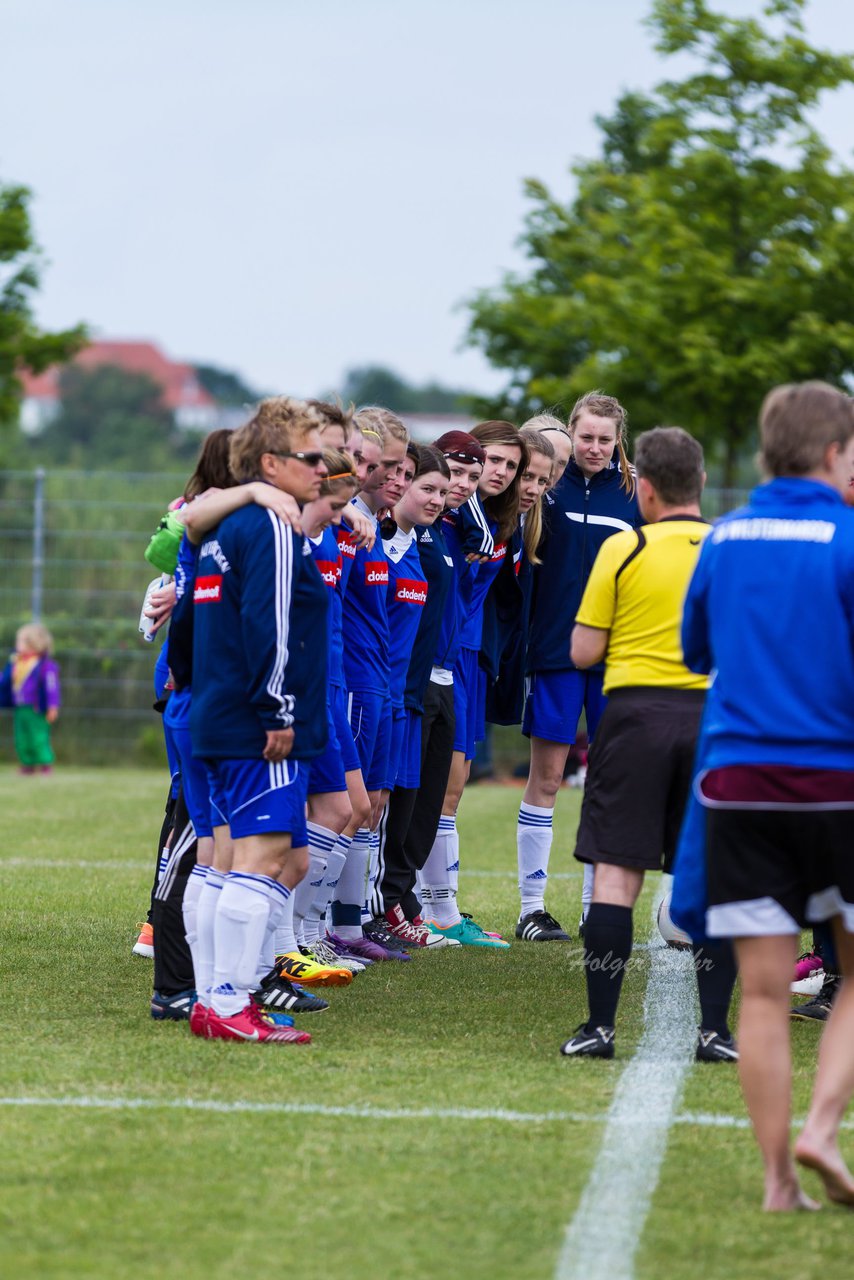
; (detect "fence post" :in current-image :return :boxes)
[31,467,45,623]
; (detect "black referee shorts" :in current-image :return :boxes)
[574,687,705,872]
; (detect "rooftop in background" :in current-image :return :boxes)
[19,340,225,434]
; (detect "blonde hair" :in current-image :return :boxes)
[229,397,325,483]
[759,382,854,478]
[519,428,556,566]
[355,406,410,446]
[17,622,54,656]
[522,412,567,436]
[569,390,634,494]
[319,448,359,496]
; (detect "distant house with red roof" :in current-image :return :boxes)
[20,339,221,434]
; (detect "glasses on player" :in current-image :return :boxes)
[270,451,326,468]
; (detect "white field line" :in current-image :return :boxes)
[0,858,581,879]
[0,1094,851,1132]
[555,892,697,1280]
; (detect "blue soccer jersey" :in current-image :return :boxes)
[309,526,343,686]
[341,497,390,697]
[383,526,428,708]
[404,519,455,712]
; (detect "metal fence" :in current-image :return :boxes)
[0,469,752,767]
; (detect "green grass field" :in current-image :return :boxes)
[1,769,849,1279]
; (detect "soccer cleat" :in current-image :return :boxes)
[189,1001,210,1038]
[695,1029,739,1062]
[275,950,353,987]
[559,1023,616,1059]
[206,1002,311,1044]
[303,940,365,973]
[326,932,398,963]
[133,921,155,958]
[253,972,329,1014]
[362,919,413,958]
[516,910,571,942]
[791,973,840,1022]
[256,1008,295,1028]
[461,911,504,940]
[151,987,196,1021]
[384,903,457,948]
[794,950,824,982]
[427,916,510,949]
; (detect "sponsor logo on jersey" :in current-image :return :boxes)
[490,541,507,562]
[394,578,428,606]
[336,530,358,558]
[194,574,222,603]
[419,529,433,543]
[315,559,342,589]
[364,561,389,586]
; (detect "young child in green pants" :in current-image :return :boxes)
[0,623,61,773]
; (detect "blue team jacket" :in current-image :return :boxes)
[671,478,854,940]
[405,519,455,713]
[190,505,328,761]
[526,458,640,673]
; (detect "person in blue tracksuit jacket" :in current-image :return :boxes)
[188,396,330,1046]
[673,381,854,1212]
[516,393,641,944]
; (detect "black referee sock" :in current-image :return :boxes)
[583,902,633,1030]
[694,939,737,1038]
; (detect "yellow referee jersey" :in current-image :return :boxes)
[575,517,711,694]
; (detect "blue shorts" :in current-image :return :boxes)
[395,708,422,790]
[306,707,348,796]
[522,669,607,745]
[348,688,392,790]
[330,684,360,774]
[381,706,408,791]
[169,720,214,839]
[453,646,481,761]
[205,757,309,846]
[365,702,393,792]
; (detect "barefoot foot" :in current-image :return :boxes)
[764,1182,821,1211]
[795,1141,854,1207]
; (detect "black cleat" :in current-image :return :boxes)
[696,1029,739,1062]
[150,988,196,1021]
[560,1023,615,1059]
[255,970,329,1014]
[516,909,571,942]
[791,973,839,1022]
[363,918,413,953]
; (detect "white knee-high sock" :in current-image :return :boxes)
[257,881,291,983]
[361,827,382,924]
[444,815,460,894]
[304,840,349,944]
[293,823,338,942]
[181,862,208,983]
[421,816,461,927]
[195,867,225,1007]
[331,828,370,940]
[517,802,554,917]
[273,890,299,957]
[212,873,289,1017]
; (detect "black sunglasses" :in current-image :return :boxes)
[270,450,326,468]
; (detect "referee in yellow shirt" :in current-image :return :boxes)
[559,427,737,1062]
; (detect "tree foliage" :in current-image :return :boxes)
[0,182,87,450]
[25,364,199,470]
[466,0,854,481]
[338,364,472,414]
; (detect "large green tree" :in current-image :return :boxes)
[0,182,87,452]
[466,0,854,483]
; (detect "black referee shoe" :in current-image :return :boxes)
[516,910,570,942]
[695,1029,739,1062]
[559,1023,615,1059]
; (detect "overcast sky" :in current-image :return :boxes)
[4,0,854,399]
